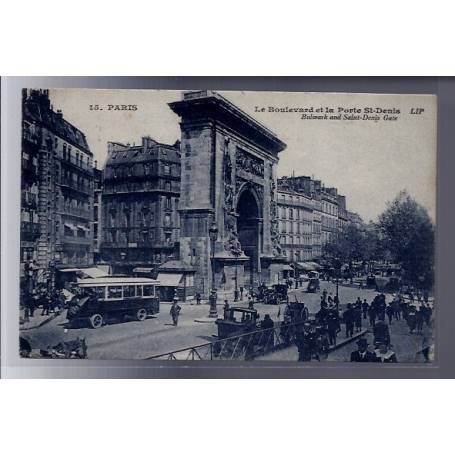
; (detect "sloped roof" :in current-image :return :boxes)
[24,96,90,154]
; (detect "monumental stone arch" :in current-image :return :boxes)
[169,91,287,297]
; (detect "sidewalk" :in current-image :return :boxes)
[20,310,63,331]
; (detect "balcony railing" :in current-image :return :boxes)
[60,155,94,173]
[60,207,92,219]
[21,221,40,236]
[22,129,42,146]
[60,178,92,195]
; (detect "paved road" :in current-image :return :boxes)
[20,281,431,361]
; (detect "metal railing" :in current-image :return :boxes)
[147,320,307,361]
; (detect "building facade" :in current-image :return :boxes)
[21,89,94,290]
[320,187,339,245]
[276,189,314,262]
[100,136,181,274]
[276,175,362,261]
[93,166,103,263]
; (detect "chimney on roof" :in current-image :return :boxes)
[94,160,98,169]
[56,109,63,120]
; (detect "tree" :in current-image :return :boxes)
[323,223,367,265]
[378,191,434,288]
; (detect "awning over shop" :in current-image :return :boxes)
[81,267,107,278]
[307,261,322,270]
[58,267,107,278]
[64,222,76,230]
[77,225,90,232]
[156,273,183,287]
[296,262,316,271]
[282,265,293,271]
[133,267,154,274]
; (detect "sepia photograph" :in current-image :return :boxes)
[18,88,436,363]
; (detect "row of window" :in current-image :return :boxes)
[278,206,313,221]
[60,141,93,169]
[107,207,176,228]
[280,234,313,245]
[104,229,174,245]
[321,215,338,229]
[322,201,338,217]
[88,284,156,300]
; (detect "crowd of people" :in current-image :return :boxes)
[309,289,434,363]
[21,287,66,323]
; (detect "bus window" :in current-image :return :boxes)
[136,285,143,297]
[107,286,123,299]
[123,285,135,298]
[93,286,105,299]
[143,285,155,297]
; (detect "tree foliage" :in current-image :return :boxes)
[322,223,381,264]
[378,191,434,286]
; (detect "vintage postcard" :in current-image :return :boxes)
[19,88,436,363]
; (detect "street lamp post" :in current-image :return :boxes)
[208,222,219,318]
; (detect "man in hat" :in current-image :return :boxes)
[361,298,369,320]
[343,303,355,338]
[326,307,340,346]
[350,338,377,362]
[223,300,230,320]
[170,298,181,326]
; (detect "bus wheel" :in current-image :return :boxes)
[89,313,103,329]
[136,308,147,321]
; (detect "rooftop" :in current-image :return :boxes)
[23,89,91,155]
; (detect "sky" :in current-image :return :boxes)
[49,89,436,223]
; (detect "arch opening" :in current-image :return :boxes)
[236,189,260,288]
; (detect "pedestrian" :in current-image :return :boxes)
[423,290,429,304]
[40,291,51,316]
[170,298,181,326]
[392,298,401,321]
[368,304,376,327]
[416,306,425,334]
[333,294,340,308]
[343,303,355,338]
[316,302,329,326]
[361,299,369,319]
[322,289,327,304]
[195,292,201,305]
[386,303,394,325]
[260,314,275,349]
[248,294,254,310]
[423,304,432,327]
[373,318,391,346]
[350,338,377,362]
[239,286,244,300]
[374,343,398,363]
[406,306,417,334]
[326,308,340,346]
[223,300,230,319]
[354,303,362,332]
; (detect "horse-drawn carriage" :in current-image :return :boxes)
[214,307,275,359]
[258,283,288,305]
